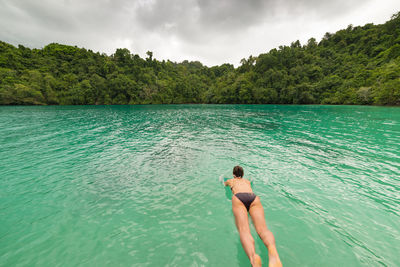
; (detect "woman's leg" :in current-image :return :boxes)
[249,197,282,267]
[232,195,262,267]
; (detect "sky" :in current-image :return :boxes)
[0,0,400,66]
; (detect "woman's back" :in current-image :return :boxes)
[227,178,253,195]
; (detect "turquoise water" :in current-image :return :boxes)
[0,105,399,266]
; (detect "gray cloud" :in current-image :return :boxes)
[0,0,399,66]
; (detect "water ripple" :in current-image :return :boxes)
[1,105,399,266]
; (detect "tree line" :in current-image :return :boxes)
[0,12,399,105]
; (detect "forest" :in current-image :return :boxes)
[0,12,399,105]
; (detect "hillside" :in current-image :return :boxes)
[0,12,399,105]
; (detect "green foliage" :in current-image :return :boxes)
[1,12,400,105]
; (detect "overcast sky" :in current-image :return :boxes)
[1,0,400,66]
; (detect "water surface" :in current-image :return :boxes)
[1,105,399,266]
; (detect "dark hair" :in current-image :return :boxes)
[233,165,244,178]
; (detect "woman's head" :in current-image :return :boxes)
[233,165,244,178]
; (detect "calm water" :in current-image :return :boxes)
[0,105,399,267]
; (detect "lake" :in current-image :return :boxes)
[0,105,399,266]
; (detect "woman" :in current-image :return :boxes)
[224,166,282,267]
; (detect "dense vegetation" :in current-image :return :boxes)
[1,12,399,105]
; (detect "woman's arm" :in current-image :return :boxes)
[224,179,232,187]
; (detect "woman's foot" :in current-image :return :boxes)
[252,254,262,267]
[268,254,282,267]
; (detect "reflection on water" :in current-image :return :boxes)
[0,104,399,266]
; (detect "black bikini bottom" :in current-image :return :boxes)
[235,193,257,211]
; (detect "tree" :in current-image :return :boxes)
[1,11,400,106]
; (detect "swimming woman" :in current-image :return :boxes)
[224,166,282,267]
